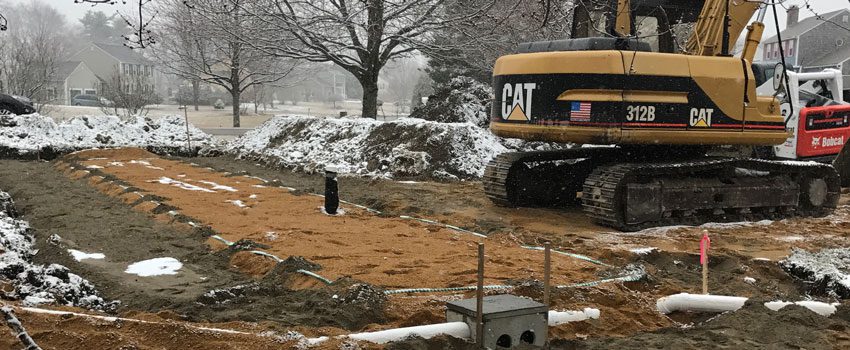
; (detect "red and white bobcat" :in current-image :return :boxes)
[756,67,850,162]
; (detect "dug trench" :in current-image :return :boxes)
[0,158,388,331]
[2,149,849,348]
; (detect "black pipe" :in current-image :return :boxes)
[324,166,339,215]
[721,0,731,56]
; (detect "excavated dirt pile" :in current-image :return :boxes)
[782,247,850,298]
[561,300,850,349]
[226,115,564,180]
[0,114,214,158]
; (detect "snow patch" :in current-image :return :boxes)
[226,200,248,208]
[67,249,105,261]
[154,177,215,193]
[629,247,657,255]
[198,180,237,192]
[125,257,183,277]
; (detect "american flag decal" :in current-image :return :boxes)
[571,102,591,121]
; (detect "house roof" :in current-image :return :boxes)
[808,42,850,66]
[92,42,152,64]
[764,8,849,43]
[56,61,83,79]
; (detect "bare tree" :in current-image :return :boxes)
[185,0,500,119]
[153,0,296,127]
[0,2,70,111]
[98,68,159,118]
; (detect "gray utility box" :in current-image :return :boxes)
[446,294,548,348]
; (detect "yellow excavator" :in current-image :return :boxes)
[485,0,843,231]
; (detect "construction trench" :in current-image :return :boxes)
[0,147,848,349]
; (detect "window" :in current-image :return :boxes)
[123,63,128,74]
[85,89,96,95]
[843,15,848,23]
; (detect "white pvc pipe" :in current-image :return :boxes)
[658,294,840,317]
[307,322,470,345]
[348,322,470,344]
[764,301,838,317]
[656,293,748,314]
[308,308,603,345]
[548,308,601,326]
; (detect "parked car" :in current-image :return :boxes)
[72,94,112,107]
[0,93,36,116]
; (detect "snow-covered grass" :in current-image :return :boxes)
[0,114,215,157]
[227,115,565,180]
[0,191,116,311]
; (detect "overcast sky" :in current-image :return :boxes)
[4,0,850,37]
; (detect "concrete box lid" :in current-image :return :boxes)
[446,294,547,321]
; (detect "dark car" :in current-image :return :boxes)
[71,94,112,107]
[0,93,36,116]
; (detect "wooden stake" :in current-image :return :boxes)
[183,105,192,153]
[476,243,485,348]
[700,232,711,294]
[544,242,551,307]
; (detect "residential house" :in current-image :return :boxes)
[46,61,99,105]
[68,42,159,97]
[759,6,850,100]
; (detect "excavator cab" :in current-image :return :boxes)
[571,0,705,53]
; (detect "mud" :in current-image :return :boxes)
[181,261,386,330]
[0,159,245,311]
[0,159,387,331]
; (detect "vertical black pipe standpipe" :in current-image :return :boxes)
[324,166,339,215]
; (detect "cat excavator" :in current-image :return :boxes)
[485,0,848,231]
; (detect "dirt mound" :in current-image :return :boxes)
[781,247,850,298]
[562,300,850,349]
[0,114,214,158]
[408,76,492,128]
[226,116,565,180]
[184,262,387,330]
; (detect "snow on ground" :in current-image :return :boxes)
[226,115,566,180]
[154,177,215,193]
[781,248,850,298]
[67,249,106,262]
[198,180,238,192]
[0,191,116,310]
[125,257,183,277]
[0,114,215,156]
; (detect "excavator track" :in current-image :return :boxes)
[483,148,619,207]
[583,159,840,231]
